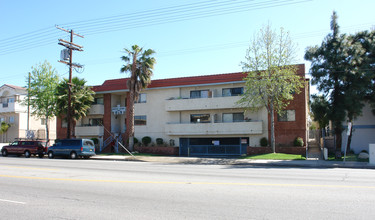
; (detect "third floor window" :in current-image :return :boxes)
[222,87,243,97]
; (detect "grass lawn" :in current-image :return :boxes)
[242,153,306,160]
[327,153,369,162]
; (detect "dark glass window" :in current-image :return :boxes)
[190,114,210,123]
[190,90,209,98]
[134,115,147,125]
[222,87,243,97]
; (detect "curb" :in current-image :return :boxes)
[91,155,375,169]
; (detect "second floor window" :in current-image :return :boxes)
[222,87,243,97]
[222,113,244,122]
[190,90,209,99]
[278,110,296,122]
[135,93,147,103]
[191,114,210,123]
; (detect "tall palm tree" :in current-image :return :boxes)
[56,77,95,138]
[121,45,156,151]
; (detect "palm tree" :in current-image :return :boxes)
[56,77,95,138]
[120,45,156,151]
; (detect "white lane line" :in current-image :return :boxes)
[0,199,26,204]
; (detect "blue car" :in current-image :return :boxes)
[48,139,96,159]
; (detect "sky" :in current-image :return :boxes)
[1,0,375,95]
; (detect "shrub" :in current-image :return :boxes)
[156,138,164,145]
[260,137,268,147]
[294,137,304,147]
[142,136,152,146]
[91,138,99,145]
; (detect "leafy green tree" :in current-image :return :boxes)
[56,77,95,138]
[25,61,59,144]
[310,95,330,130]
[305,12,348,155]
[239,24,304,153]
[120,45,156,151]
[305,12,375,154]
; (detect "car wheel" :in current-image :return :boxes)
[48,151,54,159]
[70,151,77,159]
[2,150,8,157]
[24,151,31,158]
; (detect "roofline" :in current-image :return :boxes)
[94,80,246,94]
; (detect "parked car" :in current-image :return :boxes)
[1,140,46,158]
[48,139,96,159]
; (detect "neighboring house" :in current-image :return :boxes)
[341,103,375,154]
[56,64,309,156]
[0,84,56,143]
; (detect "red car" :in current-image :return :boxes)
[1,140,47,158]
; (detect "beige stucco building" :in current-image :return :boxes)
[57,64,308,156]
[0,84,56,143]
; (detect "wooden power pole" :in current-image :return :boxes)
[56,26,84,139]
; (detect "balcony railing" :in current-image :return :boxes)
[165,96,243,111]
[75,125,104,136]
[165,120,263,135]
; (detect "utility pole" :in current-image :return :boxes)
[27,72,30,133]
[56,26,84,139]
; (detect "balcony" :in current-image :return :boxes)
[75,126,104,136]
[0,102,25,113]
[88,104,104,115]
[165,96,242,111]
[165,121,263,136]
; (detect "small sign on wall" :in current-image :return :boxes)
[241,139,248,144]
[212,140,220,146]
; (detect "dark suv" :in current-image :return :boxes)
[1,140,46,158]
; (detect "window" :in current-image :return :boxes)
[9,116,14,124]
[0,117,4,122]
[223,113,244,123]
[135,93,147,103]
[93,97,104,105]
[222,87,243,97]
[41,118,46,125]
[278,110,296,122]
[8,98,14,103]
[61,119,68,128]
[134,115,147,125]
[190,90,209,99]
[190,114,210,123]
[89,118,103,126]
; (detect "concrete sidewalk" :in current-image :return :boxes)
[91,155,375,169]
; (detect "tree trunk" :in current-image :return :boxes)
[45,115,49,146]
[334,122,343,158]
[127,81,135,152]
[270,103,276,153]
[346,121,353,154]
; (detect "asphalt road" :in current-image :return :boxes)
[0,157,375,220]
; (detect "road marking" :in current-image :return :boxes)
[0,198,26,204]
[0,174,374,189]
[1,166,58,171]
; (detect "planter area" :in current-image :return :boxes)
[134,145,179,156]
[247,146,306,156]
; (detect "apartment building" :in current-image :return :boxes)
[0,84,56,143]
[57,64,308,156]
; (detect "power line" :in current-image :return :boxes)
[0,0,311,55]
